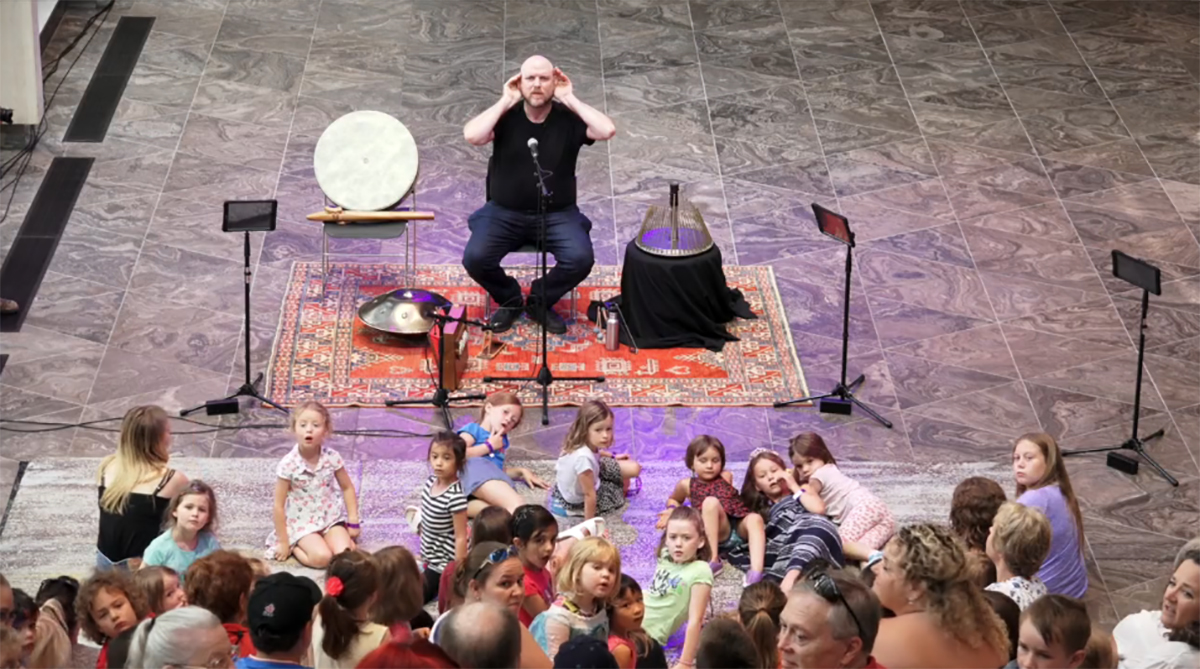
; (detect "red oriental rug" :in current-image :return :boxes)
[267,262,809,408]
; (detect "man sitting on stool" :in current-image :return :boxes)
[462,54,616,334]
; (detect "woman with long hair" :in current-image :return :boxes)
[1113,537,1199,669]
[871,524,1010,668]
[1013,433,1088,597]
[95,406,190,571]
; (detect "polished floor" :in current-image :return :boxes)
[1,0,1198,626]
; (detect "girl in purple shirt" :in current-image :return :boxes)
[1013,433,1088,598]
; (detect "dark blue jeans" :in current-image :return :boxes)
[463,201,595,309]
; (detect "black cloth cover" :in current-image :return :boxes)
[591,240,755,352]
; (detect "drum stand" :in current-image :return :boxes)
[484,157,604,426]
[386,310,489,430]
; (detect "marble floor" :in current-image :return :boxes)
[1,0,1198,626]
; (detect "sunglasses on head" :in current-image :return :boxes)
[807,570,864,640]
[472,545,519,580]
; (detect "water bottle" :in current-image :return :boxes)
[605,303,621,352]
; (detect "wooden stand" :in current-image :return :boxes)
[441,305,469,392]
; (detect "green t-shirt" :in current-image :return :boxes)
[642,555,713,643]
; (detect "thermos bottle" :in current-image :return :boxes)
[605,303,620,352]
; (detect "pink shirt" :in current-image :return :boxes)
[521,564,554,627]
[811,463,868,522]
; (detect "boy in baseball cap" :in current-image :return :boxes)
[237,573,322,669]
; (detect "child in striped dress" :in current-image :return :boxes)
[417,431,469,604]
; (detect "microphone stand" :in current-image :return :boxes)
[386,310,489,430]
[484,144,604,425]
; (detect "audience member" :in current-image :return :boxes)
[1113,536,1199,669]
[531,536,620,660]
[356,638,459,669]
[738,581,786,669]
[439,541,551,668]
[789,433,896,562]
[455,392,549,516]
[31,575,79,669]
[983,590,1021,665]
[606,575,666,669]
[1013,433,1088,598]
[987,502,1053,610]
[872,524,1009,668]
[950,476,1006,588]
[312,550,389,668]
[550,400,640,519]
[0,574,11,625]
[437,505,514,615]
[440,602,522,669]
[778,568,882,669]
[554,635,619,669]
[658,434,764,582]
[133,566,187,615]
[142,479,222,577]
[125,606,233,669]
[239,572,322,669]
[513,504,560,626]
[373,546,427,640]
[1017,594,1090,669]
[8,590,35,665]
[186,550,257,658]
[76,569,148,669]
[642,507,711,668]
[0,627,20,669]
[698,617,759,669]
[96,405,190,571]
[736,450,845,591]
[1081,630,1117,669]
[418,431,470,605]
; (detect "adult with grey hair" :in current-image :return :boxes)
[124,605,232,668]
[778,569,884,669]
[1113,536,1200,669]
[439,601,522,669]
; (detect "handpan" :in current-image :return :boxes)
[313,110,419,212]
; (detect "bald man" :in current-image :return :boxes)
[463,55,616,335]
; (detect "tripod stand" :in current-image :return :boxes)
[774,204,891,429]
[386,309,488,430]
[484,146,604,426]
[1063,251,1176,486]
[182,226,285,417]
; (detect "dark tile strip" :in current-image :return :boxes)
[62,15,154,143]
[0,354,7,377]
[0,157,93,332]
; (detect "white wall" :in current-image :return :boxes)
[37,0,60,33]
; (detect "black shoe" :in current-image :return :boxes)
[488,302,523,333]
[525,302,568,335]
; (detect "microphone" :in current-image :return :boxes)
[527,137,539,158]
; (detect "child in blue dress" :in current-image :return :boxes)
[456,391,548,515]
[141,480,221,580]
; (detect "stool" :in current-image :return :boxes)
[484,241,577,319]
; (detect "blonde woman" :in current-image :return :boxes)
[96,406,189,571]
[872,524,1010,668]
[986,502,1053,610]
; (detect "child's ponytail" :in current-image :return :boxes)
[738,582,787,669]
[318,550,380,660]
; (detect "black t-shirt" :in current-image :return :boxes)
[488,102,594,212]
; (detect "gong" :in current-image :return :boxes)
[358,289,451,335]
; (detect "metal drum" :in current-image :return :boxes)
[357,289,451,336]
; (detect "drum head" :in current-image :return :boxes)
[314,111,418,211]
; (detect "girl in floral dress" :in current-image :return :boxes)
[266,401,361,568]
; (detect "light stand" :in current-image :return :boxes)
[774,203,892,429]
[386,310,488,430]
[181,200,286,417]
[1063,250,1177,486]
[484,146,604,425]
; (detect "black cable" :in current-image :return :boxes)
[0,0,113,224]
[40,0,115,84]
